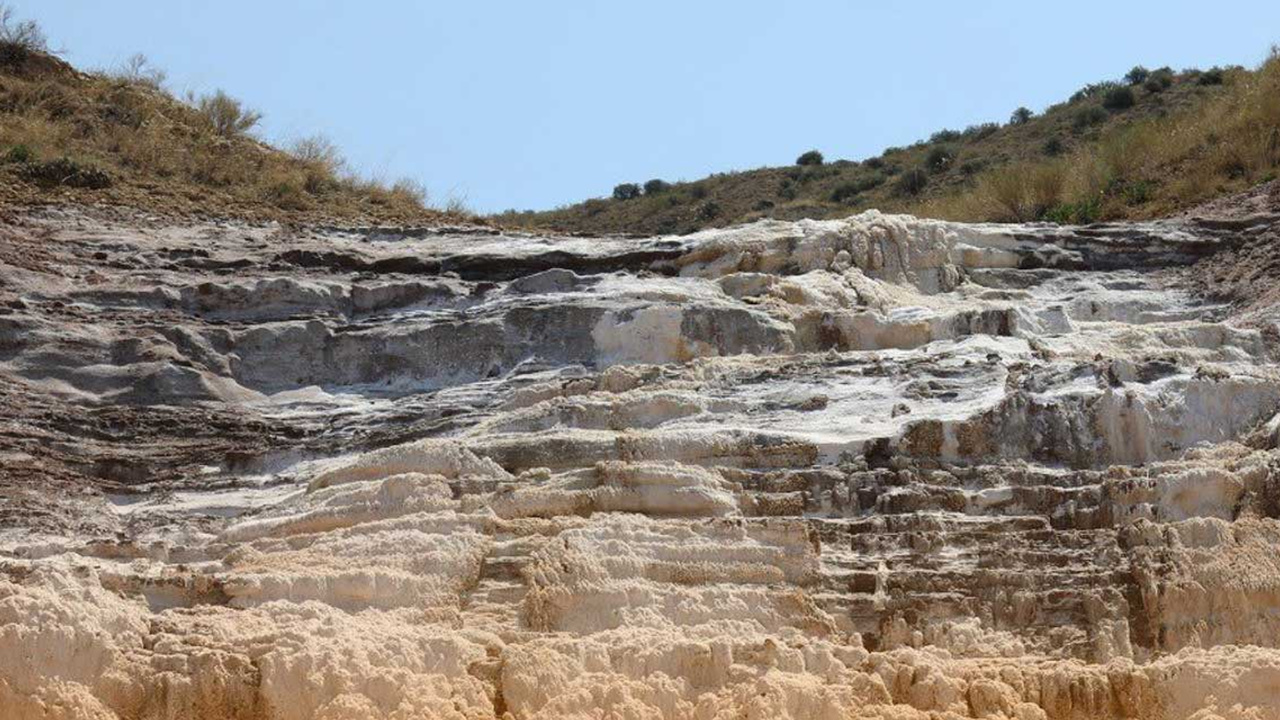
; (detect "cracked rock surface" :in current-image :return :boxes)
[2,200,1280,719]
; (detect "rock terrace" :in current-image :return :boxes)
[2,203,1280,719]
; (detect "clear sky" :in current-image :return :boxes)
[20,1,1280,213]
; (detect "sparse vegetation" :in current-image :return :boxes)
[192,89,262,137]
[503,48,1276,234]
[0,3,46,68]
[114,53,166,89]
[0,6,468,223]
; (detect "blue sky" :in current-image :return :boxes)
[21,1,1280,213]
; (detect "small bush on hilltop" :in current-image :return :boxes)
[290,135,345,194]
[643,178,671,195]
[114,53,167,90]
[1124,66,1150,85]
[963,123,1000,141]
[1010,107,1034,125]
[0,4,46,68]
[193,89,262,137]
[1144,67,1175,92]
[1198,67,1226,85]
[1102,86,1136,111]
[612,183,641,200]
[1071,82,1118,102]
[795,150,824,166]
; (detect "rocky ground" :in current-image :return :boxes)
[2,190,1280,719]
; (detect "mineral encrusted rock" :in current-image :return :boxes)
[2,198,1280,719]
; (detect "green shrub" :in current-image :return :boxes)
[1042,136,1066,156]
[829,183,859,203]
[1102,86,1136,111]
[958,159,987,176]
[1144,67,1175,92]
[1043,197,1101,224]
[930,129,961,143]
[643,179,671,195]
[1073,106,1108,129]
[3,144,33,163]
[612,183,641,200]
[695,200,721,220]
[1009,106,1034,125]
[1071,82,1118,102]
[1124,66,1150,85]
[925,145,956,172]
[1117,179,1154,205]
[894,167,929,196]
[830,175,883,203]
[963,123,1000,141]
[1198,67,1226,85]
[795,150,824,166]
[863,157,885,170]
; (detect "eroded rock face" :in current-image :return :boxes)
[2,205,1280,719]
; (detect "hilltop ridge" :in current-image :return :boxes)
[500,52,1280,235]
[0,8,472,225]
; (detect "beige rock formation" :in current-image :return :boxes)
[2,202,1279,718]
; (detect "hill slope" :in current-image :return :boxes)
[499,54,1280,235]
[0,17,468,225]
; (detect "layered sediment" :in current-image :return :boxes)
[2,200,1280,719]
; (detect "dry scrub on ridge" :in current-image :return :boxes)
[0,6,470,225]
[503,49,1280,235]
